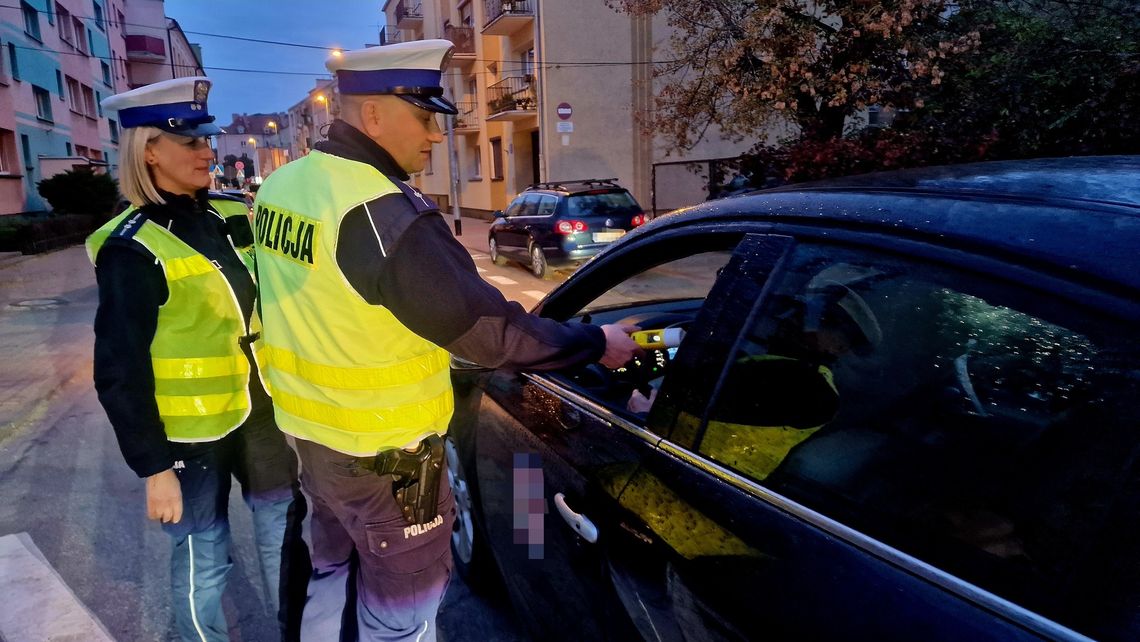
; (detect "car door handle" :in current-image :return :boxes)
[554,492,598,544]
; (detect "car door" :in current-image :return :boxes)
[465,227,792,640]
[607,234,1139,641]
[499,193,541,258]
[493,195,529,259]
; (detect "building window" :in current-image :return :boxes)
[55,69,63,97]
[470,143,482,179]
[100,61,111,86]
[0,129,15,174]
[81,84,96,118]
[92,1,104,30]
[22,2,41,42]
[65,141,72,156]
[116,10,123,33]
[490,137,504,180]
[95,90,102,116]
[73,18,87,54]
[75,144,88,158]
[108,119,118,143]
[66,76,80,113]
[20,134,31,171]
[7,43,17,81]
[56,4,72,43]
[33,85,53,121]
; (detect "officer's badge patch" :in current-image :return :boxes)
[193,80,209,105]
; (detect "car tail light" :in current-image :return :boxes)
[556,220,588,234]
[631,213,645,226]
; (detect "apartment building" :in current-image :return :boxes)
[0,0,201,214]
[122,0,201,87]
[285,78,337,162]
[383,0,750,217]
[214,112,289,185]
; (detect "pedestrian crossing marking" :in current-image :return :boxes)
[523,291,546,300]
[486,275,517,285]
[0,533,115,641]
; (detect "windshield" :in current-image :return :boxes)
[565,191,640,217]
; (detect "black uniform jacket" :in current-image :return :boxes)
[92,191,267,478]
[318,121,605,370]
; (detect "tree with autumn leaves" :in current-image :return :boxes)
[609,0,1140,183]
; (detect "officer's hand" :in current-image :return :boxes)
[145,468,183,524]
[599,324,642,369]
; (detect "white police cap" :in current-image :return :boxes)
[100,76,223,136]
[326,40,458,115]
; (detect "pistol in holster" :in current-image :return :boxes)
[374,434,445,525]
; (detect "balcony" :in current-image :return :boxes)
[486,76,536,121]
[444,25,475,63]
[124,34,165,61]
[483,0,534,36]
[453,100,479,133]
[395,0,423,29]
[379,25,409,46]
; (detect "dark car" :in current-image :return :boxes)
[488,178,648,279]
[447,156,1140,641]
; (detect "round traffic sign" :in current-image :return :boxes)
[235,161,245,171]
[556,102,572,120]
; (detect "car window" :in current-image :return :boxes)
[504,196,526,217]
[546,249,734,420]
[683,243,1140,640]
[517,193,542,216]
[566,191,639,217]
[536,195,558,216]
[582,251,729,314]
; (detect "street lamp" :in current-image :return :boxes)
[266,120,278,147]
[315,93,330,122]
[247,137,259,181]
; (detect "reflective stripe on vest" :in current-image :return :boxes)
[87,207,254,442]
[254,150,453,455]
[678,356,837,481]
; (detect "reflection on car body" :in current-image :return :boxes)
[448,157,1140,641]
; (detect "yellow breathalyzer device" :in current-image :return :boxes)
[631,328,685,350]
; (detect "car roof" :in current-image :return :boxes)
[207,191,249,204]
[650,155,1140,295]
[523,178,628,195]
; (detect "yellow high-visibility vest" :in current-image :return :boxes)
[87,206,259,441]
[253,150,452,456]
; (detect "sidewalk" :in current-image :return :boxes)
[445,214,492,255]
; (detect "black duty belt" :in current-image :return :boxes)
[374,434,445,525]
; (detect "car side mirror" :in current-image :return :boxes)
[493,210,505,218]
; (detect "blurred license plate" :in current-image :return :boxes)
[592,231,625,242]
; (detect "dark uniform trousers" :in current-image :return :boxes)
[164,405,310,641]
[293,437,455,642]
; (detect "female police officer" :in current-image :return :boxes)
[88,77,306,641]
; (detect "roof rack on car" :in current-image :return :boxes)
[526,177,620,192]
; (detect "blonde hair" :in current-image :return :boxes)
[117,126,166,207]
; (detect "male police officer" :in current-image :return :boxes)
[253,40,640,640]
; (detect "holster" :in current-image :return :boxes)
[374,434,445,525]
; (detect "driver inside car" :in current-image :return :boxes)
[634,278,882,482]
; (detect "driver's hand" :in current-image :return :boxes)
[599,324,642,369]
[627,387,658,414]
